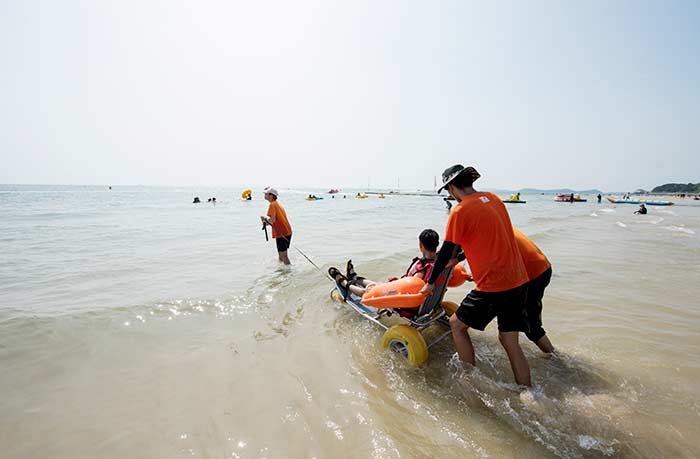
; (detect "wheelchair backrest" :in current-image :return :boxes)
[415,266,453,317]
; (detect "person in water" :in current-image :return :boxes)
[444,196,453,211]
[449,227,556,354]
[421,164,532,387]
[597,193,602,203]
[328,229,439,297]
[193,197,201,203]
[260,187,292,265]
[635,203,647,215]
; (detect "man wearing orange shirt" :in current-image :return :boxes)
[260,187,292,265]
[513,228,555,354]
[421,165,531,386]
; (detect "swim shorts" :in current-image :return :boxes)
[275,234,291,252]
[524,267,552,342]
[455,283,529,333]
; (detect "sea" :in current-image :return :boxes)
[1,185,699,458]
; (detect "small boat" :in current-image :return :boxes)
[328,189,340,194]
[555,194,587,202]
[607,197,673,206]
[503,193,525,204]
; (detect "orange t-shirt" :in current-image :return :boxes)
[444,192,528,292]
[267,201,292,239]
[513,227,551,281]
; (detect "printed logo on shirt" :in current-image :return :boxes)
[480,196,490,203]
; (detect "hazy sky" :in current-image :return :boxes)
[1,1,698,191]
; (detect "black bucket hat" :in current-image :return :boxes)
[436,164,481,193]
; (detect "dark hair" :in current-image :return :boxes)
[450,172,474,189]
[419,229,439,251]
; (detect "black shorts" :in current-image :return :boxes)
[275,234,291,252]
[524,267,552,343]
[455,283,529,333]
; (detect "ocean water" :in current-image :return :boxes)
[1,185,699,458]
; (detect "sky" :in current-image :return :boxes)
[1,0,698,191]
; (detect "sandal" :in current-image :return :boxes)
[346,259,358,280]
[328,267,348,286]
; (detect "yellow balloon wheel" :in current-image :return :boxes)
[241,189,252,199]
[381,324,429,366]
[330,289,345,303]
[440,300,459,317]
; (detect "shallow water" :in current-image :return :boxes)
[1,185,699,458]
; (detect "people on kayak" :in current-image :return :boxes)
[422,164,533,387]
[634,203,647,215]
[328,229,439,296]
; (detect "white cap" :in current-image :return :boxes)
[263,186,278,197]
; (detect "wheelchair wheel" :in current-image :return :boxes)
[440,300,459,317]
[381,324,429,366]
[330,289,344,303]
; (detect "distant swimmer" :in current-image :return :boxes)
[597,193,602,203]
[444,196,452,211]
[424,164,532,387]
[634,203,647,215]
[260,187,292,265]
[212,197,216,203]
[193,197,201,203]
[569,193,575,203]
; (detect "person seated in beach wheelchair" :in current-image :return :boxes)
[328,229,439,302]
[328,231,470,366]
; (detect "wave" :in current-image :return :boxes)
[664,225,695,235]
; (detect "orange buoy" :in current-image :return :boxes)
[361,277,427,308]
[448,264,470,287]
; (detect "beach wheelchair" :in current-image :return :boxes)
[330,267,461,366]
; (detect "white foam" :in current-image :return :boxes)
[616,221,627,228]
[665,225,695,235]
[590,212,598,217]
[599,208,616,213]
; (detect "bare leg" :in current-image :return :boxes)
[278,251,291,265]
[449,314,475,365]
[348,284,366,296]
[348,279,377,296]
[535,334,555,354]
[498,331,531,387]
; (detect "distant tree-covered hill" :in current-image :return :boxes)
[651,183,699,193]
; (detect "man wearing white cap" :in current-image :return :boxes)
[260,187,292,264]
